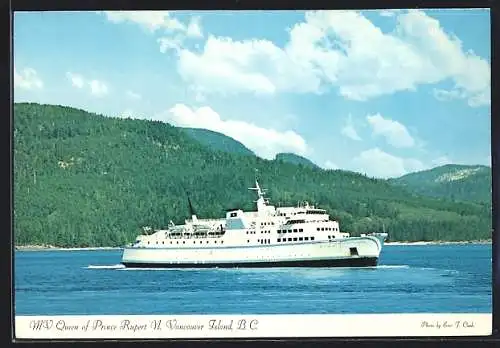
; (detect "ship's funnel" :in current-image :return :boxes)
[185,190,197,221]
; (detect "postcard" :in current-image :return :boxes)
[12,7,493,340]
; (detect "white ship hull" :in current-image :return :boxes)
[121,236,384,268]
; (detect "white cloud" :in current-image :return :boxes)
[14,67,43,90]
[66,72,84,88]
[156,104,308,160]
[351,147,425,178]
[379,9,401,17]
[366,113,415,148]
[323,160,338,170]
[100,11,204,54]
[126,90,142,100]
[171,10,489,107]
[186,16,203,38]
[158,36,185,54]
[89,80,108,97]
[66,71,109,97]
[100,11,185,33]
[176,35,321,96]
[341,114,362,141]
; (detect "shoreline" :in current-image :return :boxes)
[14,240,492,251]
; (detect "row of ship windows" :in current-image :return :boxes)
[278,229,304,233]
[245,236,316,243]
[278,236,315,242]
[318,227,338,231]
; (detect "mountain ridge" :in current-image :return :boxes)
[389,164,491,203]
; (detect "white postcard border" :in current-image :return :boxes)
[15,313,492,339]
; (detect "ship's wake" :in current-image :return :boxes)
[374,265,410,269]
[84,264,412,271]
[85,264,126,270]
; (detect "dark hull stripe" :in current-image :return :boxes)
[122,257,378,268]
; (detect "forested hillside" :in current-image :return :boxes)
[275,153,319,169]
[389,164,492,204]
[13,103,492,247]
[180,127,255,156]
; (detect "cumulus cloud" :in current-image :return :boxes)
[99,11,186,33]
[323,160,339,170]
[66,72,84,88]
[170,10,489,107]
[379,9,401,17]
[351,147,425,178]
[66,71,108,97]
[186,16,203,38]
[158,36,185,54]
[100,11,204,54]
[14,67,43,90]
[156,104,308,160]
[176,35,321,96]
[366,113,415,148]
[89,80,108,97]
[341,114,362,141]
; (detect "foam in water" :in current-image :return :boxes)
[375,265,410,269]
[86,264,126,269]
[86,264,411,271]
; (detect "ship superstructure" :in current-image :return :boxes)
[121,180,388,268]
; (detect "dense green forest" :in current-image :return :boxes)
[389,164,492,204]
[275,153,319,169]
[13,103,492,247]
[180,127,255,156]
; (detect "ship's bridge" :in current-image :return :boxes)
[276,206,330,221]
[225,209,249,230]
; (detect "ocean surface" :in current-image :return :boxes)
[14,244,492,315]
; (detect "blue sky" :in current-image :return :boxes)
[13,9,491,178]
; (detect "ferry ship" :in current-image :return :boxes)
[121,180,388,268]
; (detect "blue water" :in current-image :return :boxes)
[14,244,492,315]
